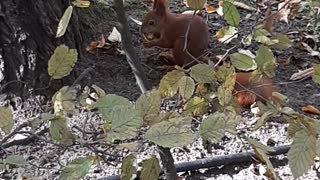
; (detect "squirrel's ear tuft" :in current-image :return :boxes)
[154,0,167,17]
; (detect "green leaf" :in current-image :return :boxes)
[48,45,78,79]
[230,52,257,71]
[247,138,276,153]
[288,130,317,178]
[0,106,13,134]
[4,155,27,167]
[200,112,225,143]
[183,96,209,117]
[242,34,252,46]
[96,94,131,122]
[146,117,195,148]
[215,64,235,82]
[141,155,160,180]
[186,0,206,9]
[253,27,278,46]
[178,76,195,100]
[91,84,106,97]
[121,154,137,180]
[224,106,241,134]
[136,89,161,125]
[272,34,292,49]
[255,35,279,46]
[255,46,276,76]
[150,111,181,126]
[49,116,74,145]
[312,64,320,84]
[52,86,78,115]
[59,156,96,180]
[223,1,240,26]
[217,71,236,106]
[254,110,274,130]
[248,138,279,180]
[159,70,184,98]
[107,106,143,142]
[56,6,73,38]
[190,64,216,83]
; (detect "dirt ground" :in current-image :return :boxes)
[1,0,320,179]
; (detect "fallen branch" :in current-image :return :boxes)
[97,144,290,180]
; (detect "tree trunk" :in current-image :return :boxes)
[0,0,82,96]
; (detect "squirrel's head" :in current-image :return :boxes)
[141,0,168,40]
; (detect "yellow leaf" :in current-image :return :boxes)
[0,106,13,134]
[205,4,216,13]
[48,45,78,79]
[72,0,90,8]
[302,105,320,115]
[56,6,73,38]
[186,0,207,10]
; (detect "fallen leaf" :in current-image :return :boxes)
[72,0,90,8]
[215,26,238,43]
[129,16,142,26]
[107,27,121,43]
[277,0,301,23]
[238,49,255,59]
[86,41,98,53]
[96,34,106,48]
[302,105,320,115]
[301,42,320,59]
[233,1,256,11]
[303,34,319,49]
[289,67,314,81]
[86,34,106,53]
[205,4,216,13]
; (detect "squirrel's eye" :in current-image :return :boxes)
[148,20,155,26]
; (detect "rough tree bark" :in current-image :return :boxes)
[0,0,82,96]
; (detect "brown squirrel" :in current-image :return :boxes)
[141,0,278,107]
[234,72,279,108]
[141,0,209,67]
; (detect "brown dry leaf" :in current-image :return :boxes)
[86,34,107,54]
[277,0,301,23]
[96,34,106,48]
[205,4,216,13]
[86,41,98,53]
[302,105,320,115]
[264,7,274,34]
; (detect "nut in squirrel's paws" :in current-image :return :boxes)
[143,32,155,41]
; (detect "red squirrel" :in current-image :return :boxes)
[234,72,279,108]
[141,0,209,67]
[141,0,278,107]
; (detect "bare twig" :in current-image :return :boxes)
[71,65,95,88]
[213,45,236,67]
[113,0,150,93]
[2,128,49,148]
[0,121,32,145]
[183,10,197,52]
[16,130,65,148]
